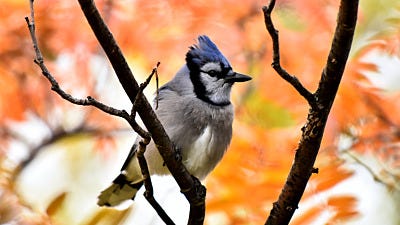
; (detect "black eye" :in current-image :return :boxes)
[207,70,218,77]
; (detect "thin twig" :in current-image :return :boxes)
[128,68,175,224]
[133,62,160,114]
[136,141,175,225]
[155,62,160,110]
[262,0,316,107]
[343,150,400,191]
[25,17,132,124]
[129,63,161,140]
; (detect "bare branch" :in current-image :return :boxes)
[136,140,175,225]
[131,62,160,118]
[343,150,400,191]
[129,64,161,141]
[126,68,174,224]
[262,0,316,107]
[264,0,359,224]
[25,17,132,124]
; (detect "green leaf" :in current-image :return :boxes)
[241,92,294,129]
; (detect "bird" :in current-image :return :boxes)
[97,35,251,207]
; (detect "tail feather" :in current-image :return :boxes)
[97,174,143,207]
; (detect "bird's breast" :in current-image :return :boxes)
[183,124,230,180]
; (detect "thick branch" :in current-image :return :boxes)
[264,0,359,224]
[262,0,316,107]
[76,1,205,224]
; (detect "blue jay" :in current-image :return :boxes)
[98,35,251,206]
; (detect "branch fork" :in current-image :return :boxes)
[262,1,316,108]
[263,0,359,224]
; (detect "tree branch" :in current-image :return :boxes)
[262,0,316,107]
[264,0,359,224]
[25,17,131,124]
[27,0,205,224]
[136,140,175,225]
[131,66,175,224]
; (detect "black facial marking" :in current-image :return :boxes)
[199,62,231,79]
[220,62,232,78]
[188,66,231,107]
[199,69,221,79]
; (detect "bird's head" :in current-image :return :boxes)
[186,35,251,106]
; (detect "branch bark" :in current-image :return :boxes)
[263,0,359,224]
[262,0,316,107]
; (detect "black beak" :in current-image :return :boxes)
[225,72,252,83]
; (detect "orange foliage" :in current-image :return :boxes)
[291,205,324,225]
[0,68,25,122]
[326,195,359,224]
[308,160,353,194]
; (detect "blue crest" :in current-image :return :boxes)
[186,35,231,70]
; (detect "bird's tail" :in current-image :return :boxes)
[97,173,144,207]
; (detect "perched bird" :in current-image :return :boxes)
[98,35,251,207]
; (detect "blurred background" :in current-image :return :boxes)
[1,0,400,224]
